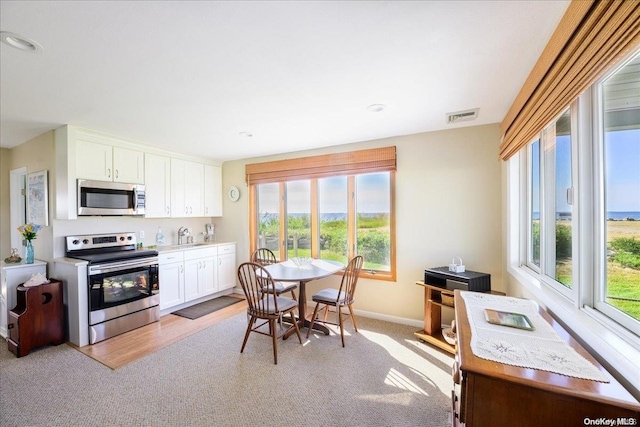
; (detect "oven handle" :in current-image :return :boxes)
[89,258,158,275]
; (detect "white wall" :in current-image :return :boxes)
[214,124,503,323]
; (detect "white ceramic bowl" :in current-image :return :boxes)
[291,257,313,268]
[442,327,456,346]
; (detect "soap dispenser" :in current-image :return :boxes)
[156,227,165,245]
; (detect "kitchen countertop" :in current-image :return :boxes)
[153,241,236,253]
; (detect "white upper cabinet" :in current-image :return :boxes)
[144,153,171,218]
[76,140,144,183]
[204,164,223,217]
[54,125,222,220]
[112,147,145,183]
[171,158,204,217]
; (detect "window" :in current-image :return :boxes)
[526,109,574,296]
[597,52,640,328]
[520,51,640,335]
[247,147,396,280]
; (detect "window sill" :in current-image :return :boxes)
[508,264,640,400]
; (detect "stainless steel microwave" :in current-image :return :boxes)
[77,180,146,216]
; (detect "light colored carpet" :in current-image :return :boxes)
[0,314,454,427]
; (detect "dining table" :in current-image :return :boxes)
[262,258,344,338]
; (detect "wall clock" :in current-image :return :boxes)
[228,186,240,202]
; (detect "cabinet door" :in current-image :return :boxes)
[185,161,204,217]
[204,164,222,217]
[200,258,217,296]
[217,252,236,291]
[145,154,171,218]
[184,258,200,302]
[76,140,113,181]
[170,158,187,217]
[113,147,144,183]
[159,262,184,310]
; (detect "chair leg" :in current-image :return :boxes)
[306,303,321,338]
[322,305,330,322]
[291,290,297,301]
[270,319,278,365]
[290,311,302,344]
[338,306,345,347]
[241,315,255,353]
[348,303,358,332]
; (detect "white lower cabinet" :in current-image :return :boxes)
[159,243,236,313]
[184,247,217,302]
[158,252,185,310]
[217,244,236,291]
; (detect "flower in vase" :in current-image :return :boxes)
[18,223,42,241]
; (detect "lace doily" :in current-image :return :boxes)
[461,292,609,383]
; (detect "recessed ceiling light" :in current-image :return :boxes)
[0,31,43,53]
[367,104,387,113]
[239,132,253,138]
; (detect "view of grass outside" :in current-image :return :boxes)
[533,219,640,321]
[606,221,640,321]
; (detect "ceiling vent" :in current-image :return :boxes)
[446,108,479,124]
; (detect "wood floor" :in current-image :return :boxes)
[72,294,248,370]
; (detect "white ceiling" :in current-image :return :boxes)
[0,1,569,162]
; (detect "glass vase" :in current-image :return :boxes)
[25,240,34,264]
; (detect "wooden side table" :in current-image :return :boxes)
[7,279,65,357]
[414,281,457,354]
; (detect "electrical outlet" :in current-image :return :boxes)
[139,230,145,239]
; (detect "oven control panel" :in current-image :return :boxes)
[66,232,136,252]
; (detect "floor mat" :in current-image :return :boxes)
[172,296,245,319]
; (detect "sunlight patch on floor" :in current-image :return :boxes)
[360,329,449,373]
[384,367,429,395]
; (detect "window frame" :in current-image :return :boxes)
[249,170,396,282]
[515,53,640,341]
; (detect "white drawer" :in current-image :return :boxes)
[217,244,235,255]
[184,246,217,260]
[159,252,184,264]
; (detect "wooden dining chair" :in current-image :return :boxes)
[237,262,302,364]
[306,255,364,347]
[251,248,298,300]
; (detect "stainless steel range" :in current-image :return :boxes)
[65,232,159,344]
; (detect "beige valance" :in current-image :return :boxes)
[245,146,396,185]
[499,0,640,161]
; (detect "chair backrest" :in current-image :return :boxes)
[251,248,278,266]
[338,255,364,304]
[237,262,280,316]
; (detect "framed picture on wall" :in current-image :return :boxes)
[26,170,49,226]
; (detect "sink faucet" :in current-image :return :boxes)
[178,226,190,245]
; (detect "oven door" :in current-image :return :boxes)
[88,257,159,320]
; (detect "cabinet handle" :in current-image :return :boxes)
[185,207,188,214]
[115,169,119,179]
[107,168,111,178]
[166,207,170,214]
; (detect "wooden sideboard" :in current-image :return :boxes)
[452,290,640,427]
